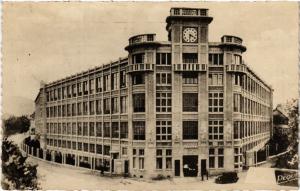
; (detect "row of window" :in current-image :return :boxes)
[233,121,270,139]
[46,139,111,155]
[46,122,128,139]
[47,71,127,102]
[233,94,271,116]
[233,73,271,102]
[46,92,224,119]
[46,97,127,117]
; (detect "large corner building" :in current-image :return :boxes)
[34,8,273,178]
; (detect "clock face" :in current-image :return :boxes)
[182,27,198,43]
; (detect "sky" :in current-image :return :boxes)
[2,2,298,115]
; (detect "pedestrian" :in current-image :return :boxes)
[183,164,189,176]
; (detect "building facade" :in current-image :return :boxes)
[34,7,273,178]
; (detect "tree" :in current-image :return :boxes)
[3,115,30,137]
[272,99,299,169]
[1,139,39,189]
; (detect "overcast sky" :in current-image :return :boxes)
[2,2,298,115]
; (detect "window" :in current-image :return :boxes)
[112,122,119,138]
[209,148,215,168]
[72,123,76,135]
[156,53,171,65]
[62,105,66,117]
[89,79,95,94]
[234,121,239,139]
[133,121,145,140]
[77,102,82,116]
[90,144,95,153]
[139,149,145,169]
[83,81,88,95]
[71,103,76,116]
[156,73,171,85]
[156,92,171,112]
[103,98,110,114]
[208,73,223,85]
[67,85,71,98]
[122,147,128,155]
[209,54,223,65]
[89,101,95,115]
[103,122,110,138]
[58,88,61,100]
[183,93,198,112]
[89,122,95,136]
[183,72,198,84]
[96,100,102,115]
[63,86,67,99]
[96,144,102,154]
[120,122,128,139]
[182,53,198,64]
[111,73,119,90]
[83,122,88,136]
[83,143,88,152]
[209,148,224,168]
[208,120,224,140]
[96,77,102,92]
[132,53,145,64]
[77,82,82,96]
[72,84,76,97]
[156,149,172,170]
[83,102,88,115]
[67,104,71,116]
[133,93,145,112]
[132,73,145,85]
[234,54,242,64]
[233,94,241,112]
[103,75,110,92]
[120,70,126,88]
[156,121,172,141]
[111,97,119,114]
[120,96,127,113]
[96,122,102,137]
[166,149,172,169]
[78,142,82,151]
[104,145,110,155]
[156,149,163,169]
[208,92,224,112]
[182,121,198,140]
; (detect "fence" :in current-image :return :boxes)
[21,142,112,175]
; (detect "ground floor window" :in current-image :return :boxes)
[156,149,172,170]
[209,148,224,169]
[133,148,144,170]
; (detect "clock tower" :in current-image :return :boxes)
[166,8,213,176]
[166,8,213,67]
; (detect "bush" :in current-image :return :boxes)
[3,116,30,137]
[152,174,167,181]
[1,138,39,189]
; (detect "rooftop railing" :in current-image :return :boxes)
[170,8,208,17]
[128,34,156,46]
[173,63,207,72]
[126,63,155,73]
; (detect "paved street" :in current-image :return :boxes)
[26,156,297,190]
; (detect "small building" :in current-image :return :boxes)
[273,107,290,135]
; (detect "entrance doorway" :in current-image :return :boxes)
[183,155,198,177]
[111,153,119,173]
[175,160,180,176]
[124,160,129,174]
[201,159,207,176]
